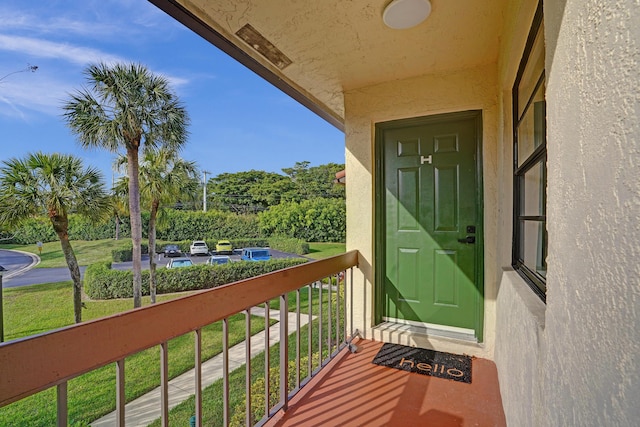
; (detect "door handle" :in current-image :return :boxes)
[457,236,475,244]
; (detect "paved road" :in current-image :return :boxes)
[1,249,301,288]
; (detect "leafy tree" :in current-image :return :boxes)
[0,152,110,322]
[116,148,198,303]
[282,161,345,200]
[258,198,346,242]
[209,170,286,213]
[63,62,189,308]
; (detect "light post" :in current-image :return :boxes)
[203,170,211,212]
[0,64,38,84]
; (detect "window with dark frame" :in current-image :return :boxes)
[513,2,547,301]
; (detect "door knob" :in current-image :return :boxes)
[457,236,475,244]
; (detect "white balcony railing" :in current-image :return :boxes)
[0,251,360,426]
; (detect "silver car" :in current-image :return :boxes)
[166,257,194,269]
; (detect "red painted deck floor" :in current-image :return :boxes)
[267,339,506,427]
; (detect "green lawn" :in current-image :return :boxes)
[0,239,345,425]
[148,285,342,426]
[0,239,135,268]
[306,242,346,259]
[0,239,346,268]
[0,282,276,426]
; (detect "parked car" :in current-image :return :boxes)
[207,255,231,265]
[241,247,271,261]
[166,257,194,269]
[190,240,209,256]
[162,244,181,257]
[215,239,233,254]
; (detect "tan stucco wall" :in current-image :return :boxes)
[541,0,640,424]
[494,0,640,425]
[344,63,499,359]
[342,0,639,423]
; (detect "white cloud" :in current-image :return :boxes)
[0,34,125,66]
[0,1,175,39]
[0,73,73,119]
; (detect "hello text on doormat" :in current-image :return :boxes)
[371,343,472,383]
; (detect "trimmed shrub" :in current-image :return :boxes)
[155,237,307,256]
[258,198,345,242]
[156,210,261,241]
[7,214,131,244]
[267,236,309,255]
[85,258,309,299]
[111,244,149,262]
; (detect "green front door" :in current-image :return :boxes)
[378,111,483,338]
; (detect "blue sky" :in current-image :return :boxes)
[0,0,344,182]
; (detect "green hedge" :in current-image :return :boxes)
[85,258,309,299]
[155,237,308,256]
[111,244,150,262]
[267,236,309,255]
[258,198,345,242]
[8,215,130,244]
[156,210,261,241]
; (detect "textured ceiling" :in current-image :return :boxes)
[159,0,507,124]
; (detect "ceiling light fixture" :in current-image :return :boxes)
[383,0,432,30]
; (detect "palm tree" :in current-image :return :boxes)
[63,63,189,308]
[0,152,110,323]
[116,149,197,303]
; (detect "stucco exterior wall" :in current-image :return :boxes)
[541,0,640,425]
[342,1,639,423]
[495,269,546,426]
[344,63,499,359]
[494,0,640,425]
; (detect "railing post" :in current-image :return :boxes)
[223,318,229,427]
[56,382,67,427]
[308,285,312,378]
[279,293,289,411]
[328,276,333,354]
[0,272,4,343]
[318,280,323,368]
[245,309,251,426]
[195,328,202,427]
[296,289,301,388]
[160,342,169,426]
[116,359,125,427]
[265,300,270,417]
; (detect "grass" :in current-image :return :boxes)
[0,239,135,268]
[0,282,276,426]
[0,239,346,268]
[148,285,344,426]
[2,281,188,341]
[306,242,346,259]
[0,239,345,424]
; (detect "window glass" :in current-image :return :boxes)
[518,22,545,116]
[517,83,546,166]
[513,2,546,300]
[522,220,547,278]
[521,161,546,217]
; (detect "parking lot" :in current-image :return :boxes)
[157,248,302,267]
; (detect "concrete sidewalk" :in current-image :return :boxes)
[92,307,313,427]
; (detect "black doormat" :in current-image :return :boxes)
[372,343,472,383]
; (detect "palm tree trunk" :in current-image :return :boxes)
[50,215,83,323]
[148,200,159,304]
[127,147,143,308]
[115,214,120,240]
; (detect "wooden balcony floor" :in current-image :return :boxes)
[268,339,506,427]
